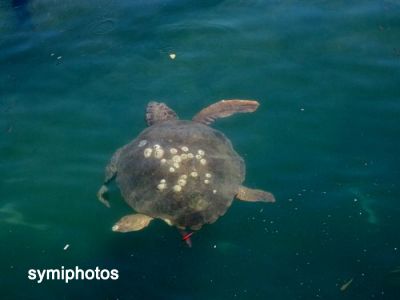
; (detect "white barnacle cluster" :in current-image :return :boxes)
[143,144,165,159]
[143,148,152,158]
[157,179,167,191]
[173,184,182,192]
[141,142,215,194]
[153,144,164,159]
[172,174,188,194]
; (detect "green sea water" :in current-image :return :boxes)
[1,0,400,299]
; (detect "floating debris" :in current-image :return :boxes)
[63,244,70,251]
[169,53,176,60]
[340,278,353,291]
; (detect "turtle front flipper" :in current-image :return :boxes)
[236,185,275,203]
[112,214,154,232]
[146,101,178,126]
[192,100,259,125]
[97,147,123,208]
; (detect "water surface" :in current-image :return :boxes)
[1,0,399,299]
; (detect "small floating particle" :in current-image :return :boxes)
[213,189,217,194]
[213,244,217,249]
[144,148,152,158]
[57,56,62,60]
[169,53,176,60]
[340,278,353,292]
[63,244,70,250]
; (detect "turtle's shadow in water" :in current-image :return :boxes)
[0,203,47,230]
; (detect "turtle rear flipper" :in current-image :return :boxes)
[236,185,275,203]
[146,101,178,126]
[97,146,124,207]
[112,214,154,232]
[192,100,259,125]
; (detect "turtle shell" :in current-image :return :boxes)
[115,120,245,230]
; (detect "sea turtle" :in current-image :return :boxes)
[97,99,275,243]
